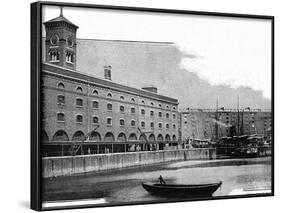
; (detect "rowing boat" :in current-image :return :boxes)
[142,181,222,198]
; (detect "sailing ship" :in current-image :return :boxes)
[214,97,265,158]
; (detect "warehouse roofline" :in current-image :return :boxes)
[42,63,179,105]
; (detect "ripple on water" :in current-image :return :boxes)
[42,157,272,203]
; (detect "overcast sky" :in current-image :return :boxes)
[42,6,272,99]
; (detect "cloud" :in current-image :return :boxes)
[42,5,271,106]
[178,45,271,99]
[74,39,271,109]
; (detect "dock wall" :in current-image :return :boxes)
[258,146,272,157]
[42,148,216,178]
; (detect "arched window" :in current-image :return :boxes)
[76,86,83,93]
[50,35,59,46]
[120,96,124,101]
[107,117,112,125]
[141,109,145,115]
[172,135,177,141]
[49,51,60,62]
[70,53,74,63]
[57,52,60,60]
[157,134,163,142]
[166,124,169,129]
[151,102,154,106]
[76,98,83,106]
[120,105,125,112]
[165,134,171,142]
[158,123,162,129]
[166,113,169,119]
[141,100,145,104]
[89,131,101,141]
[76,115,83,123]
[173,124,176,129]
[131,120,136,127]
[131,98,135,103]
[173,106,176,110]
[57,82,65,89]
[117,133,127,142]
[107,93,112,98]
[57,113,65,121]
[120,119,125,126]
[150,122,154,128]
[52,130,69,141]
[139,135,147,142]
[150,111,154,117]
[141,121,145,128]
[92,101,99,109]
[49,52,53,61]
[158,112,162,117]
[107,103,112,111]
[131,107,136,114]
[93,90,98,95]
[104,132,115,142]
[72,131,85,141]
[57,95,65,104]
[128,133,137,141]
[166,105,170,110]
[66,52,74,63]
[149,134,155,142]
[173,114,176,119]
[159,104,162,108]
[93,116,99,124]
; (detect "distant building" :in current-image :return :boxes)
[41,11,179,150]
[180,108,272,141]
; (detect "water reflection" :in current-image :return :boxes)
[42,157,271,203]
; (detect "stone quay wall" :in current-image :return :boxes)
[258,146,272,157]
[42,148,216,178]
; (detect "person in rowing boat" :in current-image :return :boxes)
[159,175,166,185]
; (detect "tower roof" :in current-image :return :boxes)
[43,9,78,29]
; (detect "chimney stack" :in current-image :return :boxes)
[104,65,112,80]
[142,86,158,93]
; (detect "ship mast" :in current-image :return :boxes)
[215,99,218,140]
[237,95,240,136]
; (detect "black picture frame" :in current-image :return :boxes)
[31,1,274,211]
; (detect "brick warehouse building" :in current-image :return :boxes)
[41,11,179,155]
[180,108,272,141]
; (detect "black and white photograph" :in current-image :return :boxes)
[31,1,273,210]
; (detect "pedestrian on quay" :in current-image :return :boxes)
[159,175,166,185]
